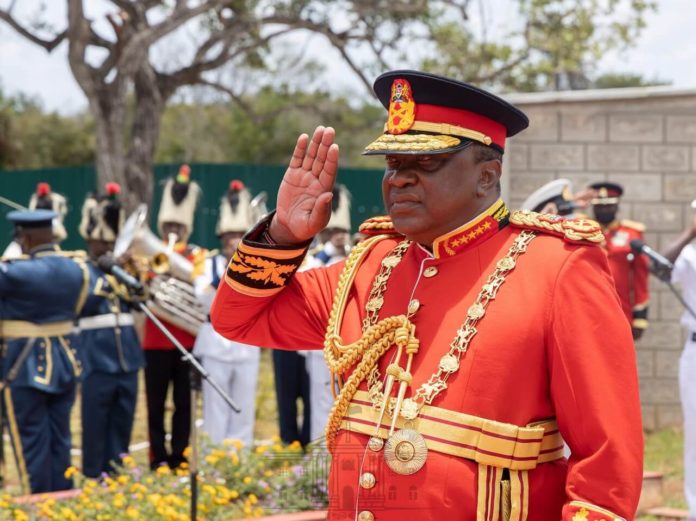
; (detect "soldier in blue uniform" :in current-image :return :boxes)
[77,183,145,478]
[0,209,89,493]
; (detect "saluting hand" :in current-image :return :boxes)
[269,126,339,244]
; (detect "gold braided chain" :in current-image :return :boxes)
[323,237,412,448]
[323,229,537,447]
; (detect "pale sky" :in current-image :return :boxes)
[1,0,695,114]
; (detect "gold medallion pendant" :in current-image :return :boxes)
[384,429,427,475]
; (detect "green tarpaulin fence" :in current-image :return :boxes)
[0,163,386,251]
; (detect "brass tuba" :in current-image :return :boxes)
[115,204,206,336]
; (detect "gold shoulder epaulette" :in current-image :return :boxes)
[621,219,646,233]
[509,210,604,245]
[358,216,402,236]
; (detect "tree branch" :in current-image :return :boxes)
[0,8,66,51]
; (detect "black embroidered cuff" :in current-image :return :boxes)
[224,212,311,297]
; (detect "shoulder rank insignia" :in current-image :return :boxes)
[509,210,604,244]
[358,216,403,236]
[620,219,646,232]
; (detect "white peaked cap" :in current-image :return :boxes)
[521,178,573,212]
[327,184,352,231]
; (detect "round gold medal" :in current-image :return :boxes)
[384,429,427,475]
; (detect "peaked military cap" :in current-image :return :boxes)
[7,209,57,229]
[521,178,575,214]
[590,182,624,205]
[364,70,529,155]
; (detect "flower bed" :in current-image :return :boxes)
[0,439,329,521]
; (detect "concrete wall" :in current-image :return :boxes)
[503,86,696,430]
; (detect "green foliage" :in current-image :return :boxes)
[156,87,384,167]
[0,88,95,170]
[592,72,670,89]
[421,0,657,91]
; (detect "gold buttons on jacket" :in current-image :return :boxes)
[360,472,376,489]
[407,299,421,315]
[358,511,375,521]
[368,437,384,452]
[423,266,438,278]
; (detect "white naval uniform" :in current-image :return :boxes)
[672,244,696,517]
[194,254,260,446]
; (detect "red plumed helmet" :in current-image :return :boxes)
[230,179,245,192]
[37,182,51,196]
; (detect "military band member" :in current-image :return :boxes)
[28,181,69,244]
[211,71,643,520]
[143,164,202,469]
[0,209,89,493]
[77,183,145,477]
[193,180,261,446]
[590,182,650,339]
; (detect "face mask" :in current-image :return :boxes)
[593,208,616,224]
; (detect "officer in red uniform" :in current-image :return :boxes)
[211,71,643,521]
[590,182,649,339]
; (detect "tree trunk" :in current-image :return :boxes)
[123,64,165,212]
[92,94,127,199]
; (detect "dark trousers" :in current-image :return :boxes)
[272,350,311,446]
[5,385,75,493]
[144,350,190,469]
[81,370,138,478]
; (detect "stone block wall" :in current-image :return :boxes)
[502,86,696,430]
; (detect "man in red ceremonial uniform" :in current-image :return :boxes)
[143,165,203,469]
[211,71,643,521]
[590,182,650,339]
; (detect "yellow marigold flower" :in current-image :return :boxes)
[231,454,239,465]
[244,505,252,515]
[272,444,283,452]
[205,454,220,465]
[113,493,126,508]
[117,474,130,485]
[63,466,79,479]
[13,509,29,521]
[254,445,267,454]
[243,476,252,485]
[289,440,302,450]
[182,446,192,459]
[178,462,189,470]
[122,455,136,468]
[126,506,140,519]
[202,484,216,496]
[230,489,239,499]
[248,493,258,505]
[60,507,78,521]
[145,477,154,484]
[254,507,265,518]
[155,465,171,476]
[263,470,273,478]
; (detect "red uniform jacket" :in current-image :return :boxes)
[600,220,649,330]
[211,204,643,521]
